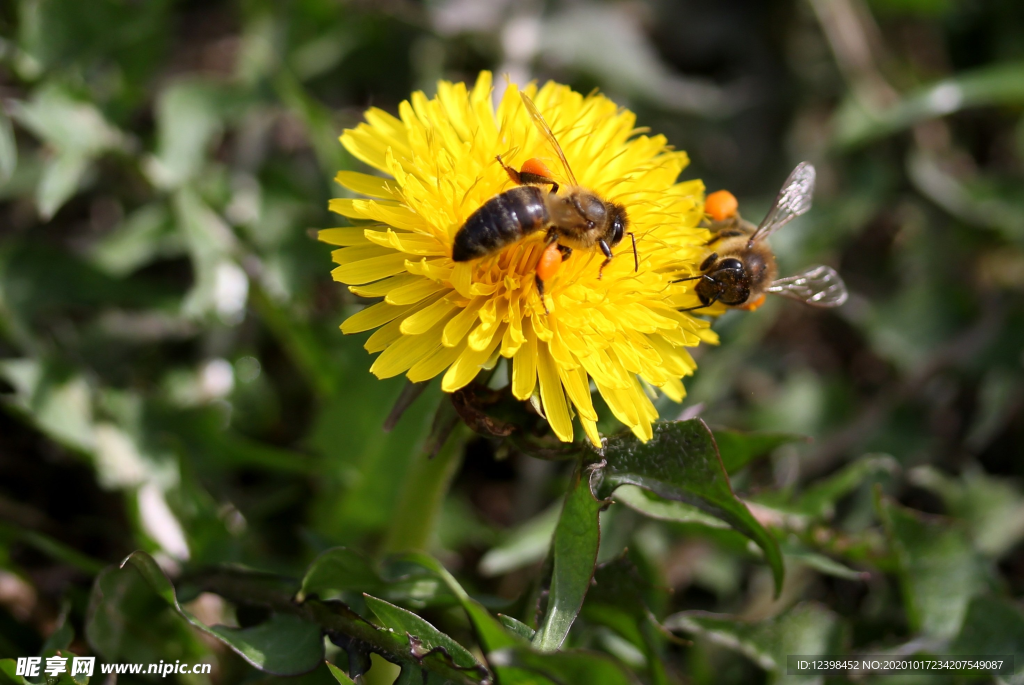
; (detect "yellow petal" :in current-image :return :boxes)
[341,301,415,334]
[401,296,456,335]
[370,317,449,379]
[512,317,538,400]
[385,278,446,306]
[537,342,573,442]
[319,227,371,246]
[365,316,406,353]
[332,252,410,285]
[407,339,466,383]
[560,364,598,421]
[441,324,505,392]
[442,298,485,347]
[335,171,398,200]
[349,273,424,298]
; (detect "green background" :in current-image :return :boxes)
[1,0,1023,683]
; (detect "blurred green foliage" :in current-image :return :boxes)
[1,0,1023,684]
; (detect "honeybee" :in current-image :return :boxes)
[451,92,637,309]
[678,162,848,311]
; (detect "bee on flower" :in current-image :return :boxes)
[323,72,716,446]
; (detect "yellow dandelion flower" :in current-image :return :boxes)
[323,72,717,446]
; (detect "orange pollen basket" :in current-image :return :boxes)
[738,293,767,311]
[536,241,563,281]
[705,190,739,222]
[520,158,556,180]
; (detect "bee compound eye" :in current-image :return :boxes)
[720,258,744,272]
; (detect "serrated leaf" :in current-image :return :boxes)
[532,463,602,651]
[87,552,323,675]
[402,554,524,654]
[590,420,784,595]
[364,595,481,672]
[711,428,806,474]
[876,494,987,639]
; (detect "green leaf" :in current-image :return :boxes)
[781,541,869,581]
[710,428,806,474]
[948,596,1024,670]
[300,547,384,601]
[195,566,487,685]
[498,615,536,641]
[87,203,180,277]
[583,556,673,685]
[7,84,126,157]
[325,662,356,685]
[402,553,524,654]
[0,112,17,184]
[87,551,323,675]
[790,454,898,519]
[478,502,561,577]
[833,62,1024,148]
[298,548,451,610]
[532,463,603,651]
[489,647,640,685]
[591,420,784,595]
[666,603,841,682]
[0,660,30,685]
[909,465,1024,557]
[208,615,324,675]
[145,79,227,189]
[613,485,728,529]
[36,151,88,220]
[363,595,481,671]
[876,493,987,639]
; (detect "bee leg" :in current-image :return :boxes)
[497,155,560,193]
[679,290,719,312]
[699,252,718,271]
[628,232,638,272]
[679,279,719,312]
[535,274,550,315]
[557,245,573,261]
[496,155,523,185]
[597,239,614,279]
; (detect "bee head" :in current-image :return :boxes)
[607,202,628,246]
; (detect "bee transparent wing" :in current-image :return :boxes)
[519,91,578,186]
[749,162,816,243]
[767,265,848,307]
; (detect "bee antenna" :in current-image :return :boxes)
[629,232,638,272]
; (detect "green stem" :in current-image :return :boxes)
[381,426,465,554]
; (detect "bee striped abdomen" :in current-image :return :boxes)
[452,186,549,261]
